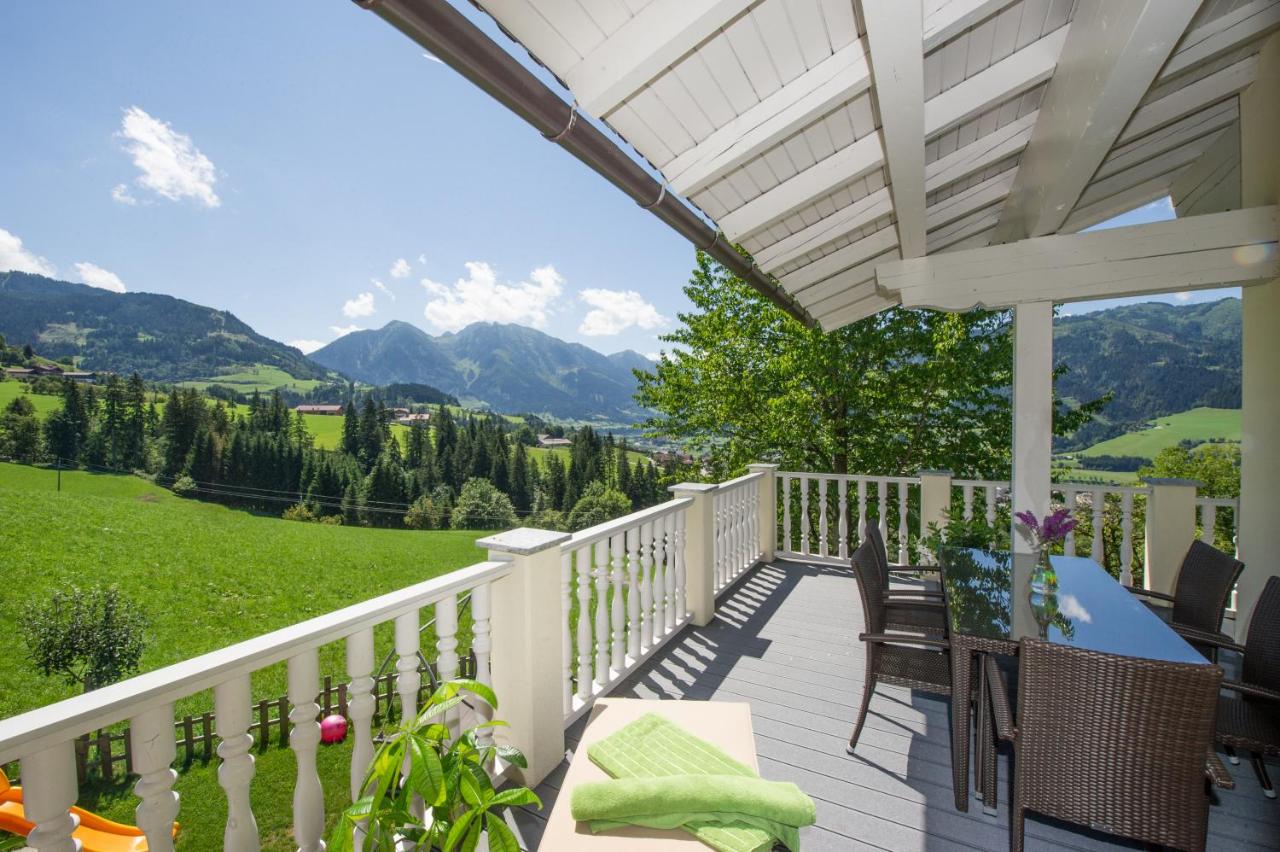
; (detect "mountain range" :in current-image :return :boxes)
[309,321,653,421]
[0,271,1242,430]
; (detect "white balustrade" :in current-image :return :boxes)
[435,594,459,731]
[214,676,259,851]
[561,551,574,713]
[837,479,849,560]
[1121,491,1135,587]
[1090,489,1105,562]
[773,472,921,565]
[896,482,909,564]
[0,561,511,850]
[555,498,693,722]
[782,474,792,553]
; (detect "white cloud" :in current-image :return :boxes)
[645,352,663,361]
[0,228,56,276]
[417,253,428,265]
[578,288,668,336]
[422,51,444,64]
[1174,292,1192,302]
[288,339,326,354]
[329,324,363,337]
[342,291,376,318]
[110,183,138,205]
[73,261,126,293]
[373,279,396,301]
[423,262,564,332]
[117,106,220,207]
[390,258,411,279]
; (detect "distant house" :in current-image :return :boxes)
[389,407,411,419]
[31,364,63,376]
[653,450,694,466]
[295,404,344,416]
[3,367,34,379]
[61,371,96,383]
[538,434,573,448]
[396,412,432,426]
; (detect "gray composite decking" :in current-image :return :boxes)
[505,559,1280,851]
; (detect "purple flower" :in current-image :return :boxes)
[1015,508,1077,545]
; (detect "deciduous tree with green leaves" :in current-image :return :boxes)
[637,252,1104,479]
[24,585,148,693]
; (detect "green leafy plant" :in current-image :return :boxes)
[328,679,541,852]
[24,584,148,693]
[921,507,1010,562]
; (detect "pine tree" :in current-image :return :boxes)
[616,442,632,506]
[341,398,360,457]
[341,481,361,525]
[510,442,531,511]
[545,453,568,511]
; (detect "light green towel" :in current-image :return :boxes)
[571,775,815,850]
[579,712,815,852]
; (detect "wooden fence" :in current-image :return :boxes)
[2,657,475,786]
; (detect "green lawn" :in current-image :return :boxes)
[1055,467,1141,485]
[1077,407,1240,460]
[0,462,492,849]
[176,364,329,395]
[0,380,62,417]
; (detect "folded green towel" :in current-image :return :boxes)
[579,712,815,852]
[571,775,815,850]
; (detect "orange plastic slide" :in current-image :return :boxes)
[0,771,177,852]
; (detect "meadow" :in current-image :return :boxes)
[1076,407,1240,459]
[0,462,490,849]
[175,364,330,395]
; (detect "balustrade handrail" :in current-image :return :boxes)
[718,470,766,490]
[560,496,694,553]
[0,559,512,764]
[1055,482,1150,495]
[775,470,920,485]
[1196,496,1239,507]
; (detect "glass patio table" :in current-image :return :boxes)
[937,546,1210,813]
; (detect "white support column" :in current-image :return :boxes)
[476,528,571,787]
[21,742,79,852]
[918,470,953,542]
[669,482,719,626]
[1143,478,1200,596]
[1237,31,1280,638]
[747,464,779,562]
[1011,301,1054,554]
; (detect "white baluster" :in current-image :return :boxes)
[897,482,909,565]
[712,491,723,587]
[1091,489,1105,562]
[963,484,975,521]
[877,480,888,547]
[1201,503,1217,546]
[837,478,849,560]
[593,540,610,688]
[654,514,669,638]
[22,741,79,852]
[750,478,761,561]
[575,546,592,701]
[627,526,642,660]
[674,509,688,620]
[782,475,792,552]
[435,592,460,729]
[470,582,494,747]
[857,479,868,543]
[735,485,746,573]
[288,650,326,852]
[664,512,677,632]
[393,612,422,821]
[640,520,655,651]
[985,485,997,527]
[346,628,376,806]
[799,477,811,556]
[818,478,829,558]
[132,703,179,852]
[560,552,573,714]
[1062,489,1077,555]
[610,533,626,674]
[215,676,259,852]
[1120,491,1135,586]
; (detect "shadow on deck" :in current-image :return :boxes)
[507,560,1280,851]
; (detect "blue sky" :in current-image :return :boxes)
[0,2,1236,358]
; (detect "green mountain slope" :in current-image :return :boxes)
[1054,298,1240,450]
[311,320,652,421]
[0,272,332,383]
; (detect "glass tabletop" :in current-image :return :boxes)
[937,547,1209,665]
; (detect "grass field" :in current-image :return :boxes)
[176,364,329,395]
[1077,407,1240,460]
[0,380,63,418]
[0,462,490,849]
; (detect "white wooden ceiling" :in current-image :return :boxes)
[474,0,1280,328]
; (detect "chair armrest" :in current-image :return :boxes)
[859,632,949,649]
[887,589,945,599]
[1205,750,1234,789]
[1127,587,1175,604]
[890,564,942,577]
[1174,625,1245,655]
[1223,680,1280,702]
[884,595,945,608]
[983,656,1016,741]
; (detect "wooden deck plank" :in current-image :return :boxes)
[524,560,1277,851]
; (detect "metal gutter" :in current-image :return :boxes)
[353,0,818,329]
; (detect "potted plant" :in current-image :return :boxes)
[328,679,542,852]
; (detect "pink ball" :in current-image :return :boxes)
[320,714,348,745]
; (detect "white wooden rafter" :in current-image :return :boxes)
[1118,55,1258,144]
[1159,0,1280,82]
[878,206,1279,310]
[993,0,1202,241]
[1171,122,1242,217]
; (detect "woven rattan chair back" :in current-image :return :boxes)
[1011,638,1222,852]
[1171,540,1245,633]
[852,540,887,635]
[863,522,892,584]
[1243,576,1280,694]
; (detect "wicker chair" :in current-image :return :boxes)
[1128,540,1244,659]
[846,541,951,754]
[1182,575,1280,799]
[986,639,1232,852]
[862,522,948,635]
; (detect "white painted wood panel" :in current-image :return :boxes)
[1119,55,1258,143]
